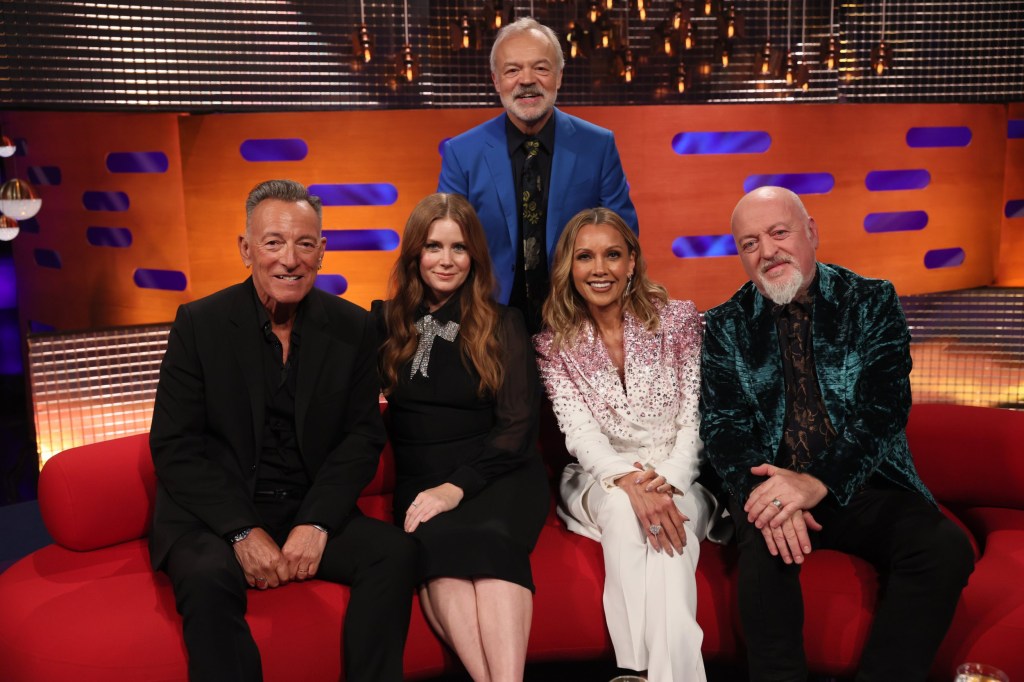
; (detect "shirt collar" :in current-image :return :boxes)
[505,113,555,155]
[416,289,462,324]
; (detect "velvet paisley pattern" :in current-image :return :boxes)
[699,263,933,507]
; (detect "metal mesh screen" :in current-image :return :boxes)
[2,1,1021,111]
[26,324,170,465]
[904,288,1024,410]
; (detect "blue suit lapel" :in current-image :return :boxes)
[480,115,518,254]
[548,108,577,259]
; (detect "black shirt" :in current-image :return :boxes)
[252,287,311,495]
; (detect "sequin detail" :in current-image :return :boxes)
[534,300,704,489]
[410,314,460,379]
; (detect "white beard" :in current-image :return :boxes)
[760,268,805,305]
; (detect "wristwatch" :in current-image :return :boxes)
[229,527,254,544]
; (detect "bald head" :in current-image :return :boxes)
[730,186,819,304]
[731,186,809,234]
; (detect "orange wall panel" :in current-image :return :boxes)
[3,104,1013,331]
[997,102,1024,286]
[2,111,190,329]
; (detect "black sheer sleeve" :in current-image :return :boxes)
[446,306,541,498]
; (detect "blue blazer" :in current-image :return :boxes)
[438,108,638,303]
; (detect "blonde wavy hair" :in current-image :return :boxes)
[379,193,503,396]
[541,207,667,351]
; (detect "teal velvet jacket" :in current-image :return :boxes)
[699,263,934,507]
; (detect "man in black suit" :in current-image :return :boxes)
[149,179,416,682]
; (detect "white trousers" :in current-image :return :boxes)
[583,484,711,682]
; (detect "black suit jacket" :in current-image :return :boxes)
[148,279,385,569]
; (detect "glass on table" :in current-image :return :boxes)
[955,662,1009,682]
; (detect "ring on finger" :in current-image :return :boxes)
[771,498,782,509]
[649,524,662,536]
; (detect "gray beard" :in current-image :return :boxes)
[760,269,805,305]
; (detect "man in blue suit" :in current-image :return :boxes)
[700,186,973,681]
[438,17,637,331]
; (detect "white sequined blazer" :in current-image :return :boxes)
[535,300,714,541]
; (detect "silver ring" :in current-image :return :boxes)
[771,498,782,509]
[255,577,267,583]
[649,524,662,536]
[411,502,418,507]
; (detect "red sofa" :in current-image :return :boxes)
[0,403,1022,681]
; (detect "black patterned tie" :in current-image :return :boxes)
[520,138,547,303]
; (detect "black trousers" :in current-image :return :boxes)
[730,483,975,682]
[164,501,418,682]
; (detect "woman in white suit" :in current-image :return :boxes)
[533,207,717,682]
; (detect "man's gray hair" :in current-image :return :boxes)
[490,17,564,75]
[245,179,323,229]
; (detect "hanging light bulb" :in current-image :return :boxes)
[797,63,811,91]
[663,32,674,55]
[635,0,646,21]
[719,41,731,67]
[492,0,504,29]
[684,21,695,50]
[566,21,580,59]
[397,0,416,83]
[704,0,713,16]
[0,215,18,242]
[672,9,683,30]
[357,25,373,63]
[871,40,891,75]
[822,0,836,69]
[601,27,611,48]
[400,44,416,82]
[871,0,891,75]
[725,6,736,38]
[459,14,471,49]
[354,2,373,64]
[622,49,635,83]
[0,179,42,221]
[756,0,774,75]
[588,2,600,23]
[676,61,687,93]
[784,51,796,84]
[822,36,837,69]
[757,41,772,74]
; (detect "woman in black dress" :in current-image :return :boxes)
[372,193,549,682]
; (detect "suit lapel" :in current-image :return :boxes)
[481,115,519,253]
[294,291,329,451]
[745,296,787,450]
[548,109,577,259]
[229,280,266,456]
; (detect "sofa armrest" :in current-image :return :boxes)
[38,433,156,551]
[907,404,1024,510]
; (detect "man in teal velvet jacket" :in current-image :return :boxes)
[700,186,973,681]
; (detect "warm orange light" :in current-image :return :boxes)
[704,0,713,15]
[602,31,610,48]
[664,36,673,55]
[684,23,694,49]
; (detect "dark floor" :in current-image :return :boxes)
[0,373,36,507]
